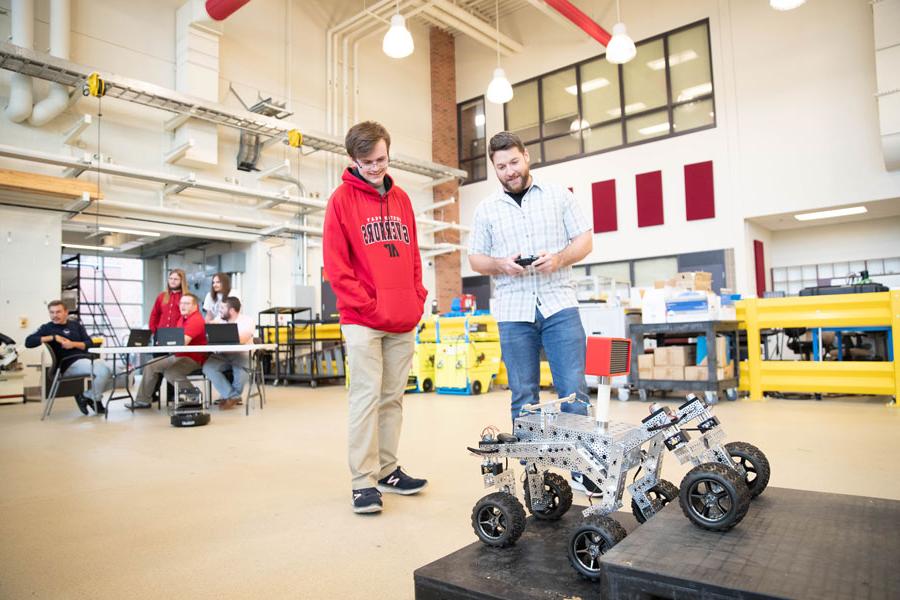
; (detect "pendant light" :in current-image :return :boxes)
[605,0,636,65]
[769,0,806,10]
[382,0,414,59]
[485,0,513,104]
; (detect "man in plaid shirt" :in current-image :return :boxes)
[469,131,599,495]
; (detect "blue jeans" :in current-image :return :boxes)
[64,358,112,404]
[202,353,249,400]
[498,307,589,425]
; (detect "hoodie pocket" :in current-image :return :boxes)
[372,287,424,332]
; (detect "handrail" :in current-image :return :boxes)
[735,292,900,403]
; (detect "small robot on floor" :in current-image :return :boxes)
[467,337,769,581]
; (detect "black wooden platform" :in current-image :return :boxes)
[414,488,900,600]
[603,487,900,600]
[414,507,638,600]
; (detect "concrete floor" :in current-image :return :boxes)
[1,387,898,599]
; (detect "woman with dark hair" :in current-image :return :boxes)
[203,272,232,323]
[149,269,188,334]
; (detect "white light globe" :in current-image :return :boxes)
[486,67,513,104]
[770,0,806,10]
[606,23,636,65]
[383,14,414,59]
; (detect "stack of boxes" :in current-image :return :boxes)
[652,346,695,380]
[684,337,734,380]
[640,271,738,324]
[635,337,734,382]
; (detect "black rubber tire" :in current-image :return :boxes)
[523,472,573,520]
[725,441,770,499]
[170,412,211,427]
[422,378,433,393]
[679,463,751,532]
[471,380,482,395]
[471,491,527,547]
[567,515,627,581]
[631,479,679,523]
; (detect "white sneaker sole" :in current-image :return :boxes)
[352,503,383,514]
[377,482,427,495]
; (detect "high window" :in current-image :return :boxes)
[504,20,714,167]
[457,96,487,184]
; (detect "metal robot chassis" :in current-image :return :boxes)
[468,393,770,581]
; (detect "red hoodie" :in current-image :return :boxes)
[323,168,428,333]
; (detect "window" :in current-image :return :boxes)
[65,253,145,345]
[772,257,900,296]
[457,96,487,184]
[503,20,714,167]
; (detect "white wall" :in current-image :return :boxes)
[0,206,62,386]
[770,216,900,268]
[455,0,900,296]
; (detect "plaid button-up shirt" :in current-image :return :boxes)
[468,179,591,322]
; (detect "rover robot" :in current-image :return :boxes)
[468,337,769,581]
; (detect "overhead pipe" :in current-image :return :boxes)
[205,0,251,21]
[0,143,325,211]
[543,0,612,46]
[29,0,74,126]
[5,0,34,123]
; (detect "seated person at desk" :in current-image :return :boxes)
[203,296,254,410]
[25,300,113,415]
[132,293,207,408]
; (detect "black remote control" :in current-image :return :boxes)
[514,255,539,267]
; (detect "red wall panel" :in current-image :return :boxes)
[684,160,715,221]
[754,240,766,297]
[591,180,617,233]
[636,171,664,227]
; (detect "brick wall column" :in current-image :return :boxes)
[429,27,461,313]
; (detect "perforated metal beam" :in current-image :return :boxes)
[0,42,467,183]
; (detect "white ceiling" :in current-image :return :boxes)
[746,197,900,231]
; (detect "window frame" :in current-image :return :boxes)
[457,94,488,185]
[503,18,716,168]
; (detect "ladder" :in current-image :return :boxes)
[61,254,127,347]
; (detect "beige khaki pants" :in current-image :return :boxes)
[342,324,415,490]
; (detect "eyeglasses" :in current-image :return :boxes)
[356,157,389,171]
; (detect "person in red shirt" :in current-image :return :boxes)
[149,269,188,335]
[132,293,207,408]
[323,121,429,515]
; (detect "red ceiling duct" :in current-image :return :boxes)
[206,0,251,21]
[543,0,612,46]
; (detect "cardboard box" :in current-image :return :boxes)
[699,337,728,366]
[653,366,684,380]
[684,362,735,381]
[656,346,695,366]
[638,368,653,380]
[637,353,655,369]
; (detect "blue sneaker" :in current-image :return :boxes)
[376,467,428,495]
[352,487,383,514]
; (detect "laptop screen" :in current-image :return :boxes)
[127,329,152,347]
[155,327,185,346]
[205,323,240,345]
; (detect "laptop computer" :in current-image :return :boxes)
[155,327,185,347]
[205,323,240,345]
[127,329,152,347]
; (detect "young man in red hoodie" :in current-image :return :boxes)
[323,121,429,514]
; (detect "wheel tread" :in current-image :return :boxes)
[679,462,751,532]
[471,491,527,547]
[725,441,770,498]
[524,472,573,520]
